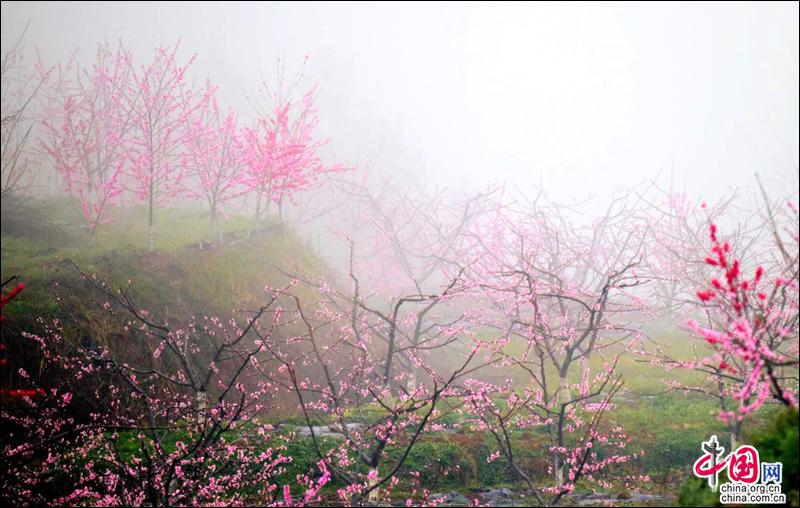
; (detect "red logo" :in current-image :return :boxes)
[694,435,760,490]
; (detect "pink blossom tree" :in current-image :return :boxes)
[38,42,133,240]
[644,184,748,319]
[184,81,251,226]
[260,280,488,506]
[685,203,798,418]
[459,190,651,502]
[121,41,202,250]
[646,186,750,443]
[249,182,498,505]
[652,180,798,449]
[462,377,638,506]
[330,178,492,295]
[245,60,345,221]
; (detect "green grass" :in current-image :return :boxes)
[3,197,281,275]
[2,197,329,314]
[474,326,710,397]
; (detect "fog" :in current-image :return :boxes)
[4,1,798,203]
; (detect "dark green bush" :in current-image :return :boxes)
[752,408,799,507]
[396,440,474,488]
[677,477,722,507]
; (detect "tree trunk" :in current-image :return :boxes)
[730,420,742,452]
[557,374,570,404]
[148,183,155,251]
[554,453,564,487]
[196,390,208,426]
[552,374,570,488]
[210,205,224,247]
[407,370,417,394]
[367,474,380,503]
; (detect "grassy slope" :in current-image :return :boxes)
[2,196,326,316]
[0,196,332,391]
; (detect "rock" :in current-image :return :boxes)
[568,491,673,506]
[294,422,364,438]
[431,491,471,506]
[479,488,524,507]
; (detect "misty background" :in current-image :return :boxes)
[3,1,798,207]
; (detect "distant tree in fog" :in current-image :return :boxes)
[1,24,47,197]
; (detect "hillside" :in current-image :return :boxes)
[1,196,329,379]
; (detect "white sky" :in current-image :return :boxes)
[2,1,798,203]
